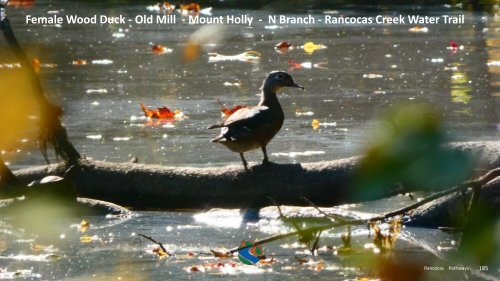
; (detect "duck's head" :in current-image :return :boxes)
[262,71,304,93]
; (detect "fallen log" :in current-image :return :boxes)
[407,178,500,228]
[13,141,500,210]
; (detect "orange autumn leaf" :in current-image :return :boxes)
[210,249,231,258]
[259,257,275,265]
[217,98,246,119]
[72,59,87,65]
[157,107,174,119]
[275,41,292,49]
[190,265,201,272]
[151,44,172,55]
[160,1,175,14]
[179,3,200,14]
[140,103,175,119]
[7,0,35,8]
[152,247,169,257]
[222,105,246,118]
[151,44,165,55]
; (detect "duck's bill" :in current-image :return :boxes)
[292,83,305,90]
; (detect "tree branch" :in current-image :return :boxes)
[0,11,80,163]
[228,167,500,254]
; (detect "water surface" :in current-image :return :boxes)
[0,2,499,280]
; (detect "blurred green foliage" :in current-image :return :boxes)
[459,202,499,266]
[354,103,474,200]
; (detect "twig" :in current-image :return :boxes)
[267,196,301,230]
[301,196,349,223]
[229,167,500,254]
[310,230,322,255]
[138,233,170,256]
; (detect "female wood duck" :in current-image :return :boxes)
[209,71,304,169]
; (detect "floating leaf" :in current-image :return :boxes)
[179,3,200,15]
[275,41,293,54]
[312,119,320,130]
[151,44,172,55]
[80,235,96,243]
[31,244,55,253]
[80,220,90,233]
[140,103,182,120]
[189,265,203,272]
[275,41,293,49]
[259,257,275,265]
[7,0,35,8]
[72,59,87,66]
[302,42,327,54]
[295,108,314,116]
[217,98,246,119]
[152,247,169,257]
[288,59,327,70]
[210,249,231,258]
[159,1,175,14]
[408,26,428,33]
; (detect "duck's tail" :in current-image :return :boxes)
[207,123,225,129]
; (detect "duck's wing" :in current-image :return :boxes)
[223,106,269,129]
[208,106,269,129]
[210,106,270,142]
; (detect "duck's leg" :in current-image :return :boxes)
[261,145,271,165]
[239,153,248,170]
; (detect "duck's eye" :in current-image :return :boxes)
[276,73,285,80]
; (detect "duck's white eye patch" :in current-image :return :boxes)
[276,73,285,80]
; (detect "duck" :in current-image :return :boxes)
[209,71,304,169]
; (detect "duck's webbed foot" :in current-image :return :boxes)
[262,158,274,165]
[261,146,275,166]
